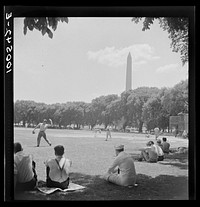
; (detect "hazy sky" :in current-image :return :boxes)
[14,17,188,104]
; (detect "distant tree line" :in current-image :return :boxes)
[14,80,188,132]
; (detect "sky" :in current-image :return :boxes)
[14,17,188,104]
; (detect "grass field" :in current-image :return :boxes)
[14,127,189,200]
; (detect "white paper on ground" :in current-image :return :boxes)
[37,182,86,194]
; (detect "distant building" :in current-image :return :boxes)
[125,52,132,91]
[169,113,188,135]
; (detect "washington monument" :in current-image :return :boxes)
[125,52,132,91]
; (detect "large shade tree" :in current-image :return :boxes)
[132,17,188,66]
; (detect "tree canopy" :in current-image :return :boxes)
[132,17,188,66]
[23,17,68,38]
[14,80,188,132]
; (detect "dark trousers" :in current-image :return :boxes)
[158,155,164,161]
[46,177,70,190]
[46,166,69,189]
[16,177,37,191]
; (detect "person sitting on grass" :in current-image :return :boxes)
[14,142,37,192]
[101,144,137,187]
[162,137,170,154]
[44,145,72,189]
[155,139,164,161]
[137,141,158,163]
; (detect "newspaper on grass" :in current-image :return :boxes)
[37,182,86,194]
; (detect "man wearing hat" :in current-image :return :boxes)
[102,144,137,187]
[32,119,53,147]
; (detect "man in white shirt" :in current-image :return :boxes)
[138,141,158,162]
[155,140,164,161]
[105,127,112,141]
[102,145,137,187]
[154,127,160,140]
[14,142,37,192]
[32,119,53,147]
[44,145,72,189]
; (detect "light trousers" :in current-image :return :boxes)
[104,172,136,187]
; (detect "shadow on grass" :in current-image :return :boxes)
[159,151,188,170]
[164,151,188,163]
[14,172,188,201]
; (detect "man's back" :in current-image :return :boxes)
[115,152,136,177]
[14,152,34,183]
[162,142,170,153]
[154,144,164,156]
[147,146,158,161]
[112,151,136,186]
[46,157,72,183]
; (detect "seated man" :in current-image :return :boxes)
[45,145,72,189]
[138,141,158,162]
[102,145,137,187]
[14,142,37,192]
[155,140,164,161]
[162,137,170,154]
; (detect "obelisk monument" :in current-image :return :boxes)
[125,52,132,91]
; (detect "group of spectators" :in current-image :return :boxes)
[14,143,72,193]
[14,137,171,194]
[138,137,170,162]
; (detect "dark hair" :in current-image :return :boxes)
[116,148,124,153]
[149,141,154,145]
[146,141,154,146]
[157,139,161,143]
[54,145,65,156]
[162,137,167,142]
[14,142,23,153]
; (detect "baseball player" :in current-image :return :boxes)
[32,119,53,147]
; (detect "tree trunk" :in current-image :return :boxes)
[91,124,95,130]
[59,123,62,129]
[138,121,143,133]
[122,122,127,132]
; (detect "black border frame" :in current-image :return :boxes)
[4,6,196,201]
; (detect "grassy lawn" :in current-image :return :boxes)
[14,127,189,200]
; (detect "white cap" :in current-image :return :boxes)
[115,144,124,150]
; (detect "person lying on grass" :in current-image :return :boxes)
[44,145,72,189]
[101,144,137,187]
[137,140,164,162]
[14,142,38,192]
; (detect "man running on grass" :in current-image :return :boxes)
[32,119,53,147]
